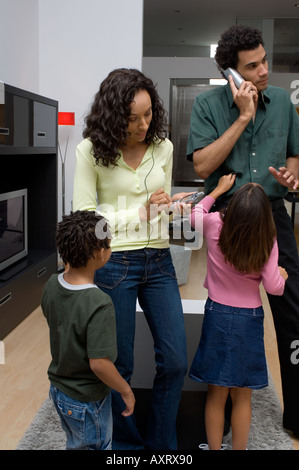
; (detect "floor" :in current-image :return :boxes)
[0,211,298,451]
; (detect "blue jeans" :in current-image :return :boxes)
[49,384,112,450]
[94,248,187,450]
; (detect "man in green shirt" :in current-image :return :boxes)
[187,25,299,438]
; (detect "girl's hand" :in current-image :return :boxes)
[217,173,236,194]
[209,173,236,200]
[169,192,195,216]
[217,173,236,192]
[279,266,288,281]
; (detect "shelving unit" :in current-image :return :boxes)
[0,83,58,339]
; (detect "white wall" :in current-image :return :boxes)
[38,0,143,219]
[0,0,39,92]
[0,0,143,220]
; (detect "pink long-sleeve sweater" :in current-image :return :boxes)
[189,196,285,308]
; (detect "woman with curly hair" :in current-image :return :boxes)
[73,68,188,450]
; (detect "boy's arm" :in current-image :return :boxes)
[89,357,135,416]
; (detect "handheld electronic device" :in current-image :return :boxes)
[175,191,204,207]
[214,60,244,89]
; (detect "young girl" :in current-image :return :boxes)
[189,174,288,450]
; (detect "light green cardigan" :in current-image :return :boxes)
[73,138,173,251]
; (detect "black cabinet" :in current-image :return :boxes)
[0,82,57,150]
[33,101,57,147]
[0,83,58,339]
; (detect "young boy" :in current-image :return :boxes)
[42,210,135,450]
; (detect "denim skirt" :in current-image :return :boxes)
[189,298,268,389]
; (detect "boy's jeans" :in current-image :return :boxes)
[49,384,112,450]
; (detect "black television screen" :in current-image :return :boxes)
[0,189,28,272]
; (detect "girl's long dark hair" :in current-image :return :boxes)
[83,68,168,167]
[218,183,277,274]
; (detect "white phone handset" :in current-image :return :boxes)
[221,68,244,89]
[214,60,244,89]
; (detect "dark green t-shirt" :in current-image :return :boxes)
[187,84,299,200]
[42,273,117,402]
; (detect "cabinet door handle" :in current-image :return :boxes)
[0,128,10,135]
[37,267,47,278]
[0,292,12,307]
[37,132,46,137]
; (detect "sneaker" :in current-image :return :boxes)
[198,443,228,450]
[198,443,209,450]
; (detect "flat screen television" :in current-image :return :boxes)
[0,188,28,273]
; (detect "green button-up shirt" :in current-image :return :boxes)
[187,84,299,199]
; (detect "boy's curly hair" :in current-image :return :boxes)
[56,211,111,268]
[83,68,168,167]
[215,25,264,70]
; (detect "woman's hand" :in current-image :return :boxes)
[139,190,199,221]
[171,191,194,203]
[139,188,172,221]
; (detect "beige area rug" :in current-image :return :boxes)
[17,373,293,451]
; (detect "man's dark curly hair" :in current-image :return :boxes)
[215,25,264,70]
[56,211,111,268]
[83,68,168,167]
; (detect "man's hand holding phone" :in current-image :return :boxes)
[228,75,258,120]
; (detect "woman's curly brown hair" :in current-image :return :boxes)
[215,25,264,70]
[83,68,168,167]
